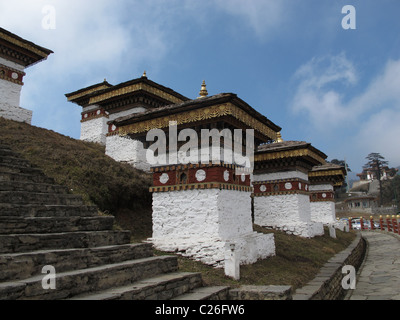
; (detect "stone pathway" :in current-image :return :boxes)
[347,231,400,300]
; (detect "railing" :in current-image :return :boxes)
[348,215,400,235]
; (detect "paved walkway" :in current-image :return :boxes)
[346,231,400,300]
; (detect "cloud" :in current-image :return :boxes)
[353,109,400,167]
[213,0,289,39]
[291,53,400,129]
[290,53,358,130]
[290,53,400,167]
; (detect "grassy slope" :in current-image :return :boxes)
[0,117,357,289]
[0,118,152,241]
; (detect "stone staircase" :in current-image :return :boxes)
[0,143,229,300]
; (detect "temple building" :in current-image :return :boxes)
[0,28,53,124]
[308,162,346,225]
[253,141,327,237]
[66,73,345,267]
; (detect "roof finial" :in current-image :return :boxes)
[274,132,284,143]
[199,80,208,98]
[142,71,147,78]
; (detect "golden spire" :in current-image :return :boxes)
[142,71,147,78]
[274,132,284,143]
[199,80,208,98]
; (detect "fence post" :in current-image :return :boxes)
[348,217,352,231]
[386,215,392,232]
[370,216,375,230]
[360,217,364,230]
[397,215,400,235]
[392,215,398,234]
[379,215,384,231]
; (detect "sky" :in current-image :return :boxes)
[1,0,400,178]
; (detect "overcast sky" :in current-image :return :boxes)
[1,0,399,176]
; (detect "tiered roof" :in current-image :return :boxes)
[0,28,53,67]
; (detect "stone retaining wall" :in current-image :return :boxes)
[292,233,366,300]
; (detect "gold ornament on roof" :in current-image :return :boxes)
[274,132,283,143]
[199,80,208,98]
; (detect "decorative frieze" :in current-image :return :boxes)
[0,64,25,85]
[150,163,251,193]
[310,190,335,202]
[253,178,309,197]
[119,102,278,141]
[81,109,108,123]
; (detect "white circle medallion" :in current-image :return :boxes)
[285,182,292,190]
[260,185,267,192]
[11,72,18,80]
[195,169,206,182]
[223,170,229,182]
[322,193,327,198]
[159,173,169,184]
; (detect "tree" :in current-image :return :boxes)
[330,159,351,172]
[382,175,400,208]
[363,153,388,206]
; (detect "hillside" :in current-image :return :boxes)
[0,117,153,241]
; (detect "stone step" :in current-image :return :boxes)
[0,243,154,282]
[0,155,32,168]
[0,191,84,206]
[0,147,18,157]
[0,255,178,300]
[0,170,55,184]
[172,286,231,300]
[0,181,68,193]
[69,272,203,300]
[0,216,115,234]
[0,164,48,176]
[0,204,99,217]
[0,230,131,254]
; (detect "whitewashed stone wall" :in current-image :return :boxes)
[310,201,336,224]
[0,57,32,124]
[0,100,32,124]
[253,170,324,238]
[80,106,146,146]
[105,135,150,172]
[80,116,108,145]
[150,189,275,267]
[309,184,336,224]
[254,193,311,226]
